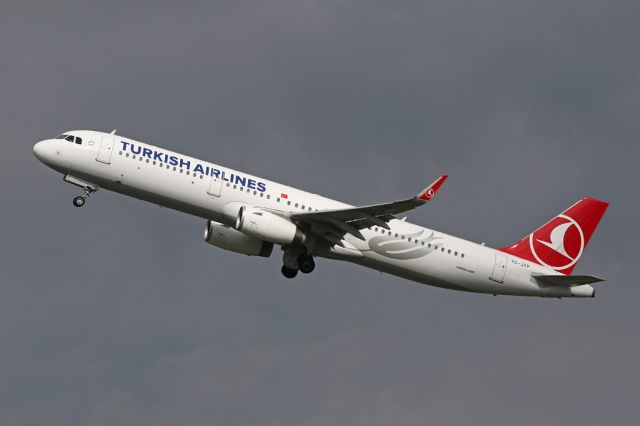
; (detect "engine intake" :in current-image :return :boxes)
[204,220,273,257]
[236,206,305,245]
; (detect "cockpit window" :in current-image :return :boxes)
[55,134,82,144]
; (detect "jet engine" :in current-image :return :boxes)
[235,206,305,245]
[204,220,273,257]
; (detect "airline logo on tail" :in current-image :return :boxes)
[498,197,608,275]
[529,214,584,271]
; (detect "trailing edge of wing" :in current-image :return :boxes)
[532,274,605,287]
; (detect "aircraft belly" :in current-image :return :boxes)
[347,251,478,293]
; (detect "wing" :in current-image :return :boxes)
[532,274,605,287]
[289,175,447,244]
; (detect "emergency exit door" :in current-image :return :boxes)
[490,253,507,283]
[96,135,114,164]
[208,177,222,197]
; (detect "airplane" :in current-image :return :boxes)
[33,130,609,298]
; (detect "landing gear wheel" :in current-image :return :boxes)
[298,255,315,274]
[72,185,99,208]
[281,265,298,279]
[73,196,86,207]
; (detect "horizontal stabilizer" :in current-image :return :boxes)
[533,274,605,287]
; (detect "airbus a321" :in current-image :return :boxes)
[33,130,609,298]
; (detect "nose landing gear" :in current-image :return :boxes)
[72,196,86,207]
[72,186,99,208]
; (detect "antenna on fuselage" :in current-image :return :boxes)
[110,129,117,135]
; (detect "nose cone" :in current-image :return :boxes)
[33,140,53,163]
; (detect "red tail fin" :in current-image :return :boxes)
[498,197,609,275]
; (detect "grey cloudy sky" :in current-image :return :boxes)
[1,0,639,425]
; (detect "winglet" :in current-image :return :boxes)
[417,175,448,201]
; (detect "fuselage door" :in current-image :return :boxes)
[96,135,115,164]
[208,176,223,197]
[490,253,507,283]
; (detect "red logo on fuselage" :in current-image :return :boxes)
[528,214,584,271]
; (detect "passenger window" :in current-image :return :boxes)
[461,254,465,258]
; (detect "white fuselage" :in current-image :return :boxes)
[33,130,595,298]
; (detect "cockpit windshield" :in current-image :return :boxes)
[56,134,83,145]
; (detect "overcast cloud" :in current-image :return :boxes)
[1,1,639,425]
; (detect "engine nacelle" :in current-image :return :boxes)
[236,206,305,245]
[204,220,273,257]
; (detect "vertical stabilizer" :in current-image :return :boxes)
[498,197,608,275]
